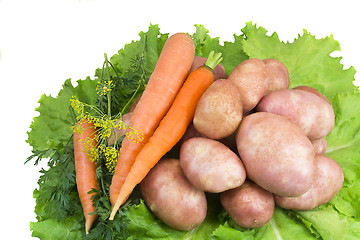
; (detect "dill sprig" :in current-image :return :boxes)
[69,53,145,173]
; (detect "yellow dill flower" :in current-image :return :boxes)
[72,123,84,135]
[125,126,143,143]
[96,80,115,96]
[82,137,99,163]
[103,146,118,173]
[70,96,84,120]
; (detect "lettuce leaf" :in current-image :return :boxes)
[27,23,360,240]
[26,78,98,152]
[325,91,360,222]
[294,206,348,240]
[30,215,83,240]
[241,22,358,98]
[213,207,317,240]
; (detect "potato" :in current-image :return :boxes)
[128,93,142,112]
[292,85,330,104]
[193,79,243,139]
[263,58,289,93]
[256,89,335,140]
[275,155,344,210]
[220,180,274,228]
[227,58,269,112]
[189,56,227,80]
[236,112,316,197]
[108,112,133,145]
[311,138,327,155]
[140,158,207,231]
[180,137,246,193]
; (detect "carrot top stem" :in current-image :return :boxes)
[204,51,223,70]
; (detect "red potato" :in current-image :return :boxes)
[263,58,290,93]
[128,93,142,112]
[140,158,207,231]
[180,137,246,193]
[220,180,275,228]
[236,112,316,197]
[292,85,330,104]
[193,79,243,139]
[275,155,344,210]
[189,56,227,80]
[256,89,335,140]
[227,58,269,112]
[311,138,327,155]
[108,112,133,145]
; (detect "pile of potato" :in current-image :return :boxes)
[139,57,344,231]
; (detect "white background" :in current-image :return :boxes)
[0,0,359,239]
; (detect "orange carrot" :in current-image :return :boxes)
[73,120,98,234]
[109,32,195,206]
[109,51,223,220]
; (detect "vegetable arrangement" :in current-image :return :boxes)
[26,23,360,240]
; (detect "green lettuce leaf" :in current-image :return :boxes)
[26,78,98,152]
[294,206,348,240]
[325,91,360,221]
[30,214,83,240]
[241,22,358,98]
[213,207,316,240]
[345,217,360,240]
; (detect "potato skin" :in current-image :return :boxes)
[108,112,133,146]
[128,93,142,112]
[140,158,207,231]
[292,85,330,104]
[263,59,289,93]
[236,112,316,197]
[220,180,275,228]
[256,89,335,140]
[275,155,344,210]
[311,138,327,155]
[189,56,227,80]
[180,137,246,193]
[193,79,243,139]
[228,58,269,112]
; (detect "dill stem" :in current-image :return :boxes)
[120,82,141,116]
[104,53,111,117]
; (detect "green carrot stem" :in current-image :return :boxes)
[204,51,223,70]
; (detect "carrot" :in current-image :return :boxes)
[109,32,195,206]
[73,120,98,234]
[109,51,223,220]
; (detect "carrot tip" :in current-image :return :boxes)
[85,219,92,234]
[109,211,116,221]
